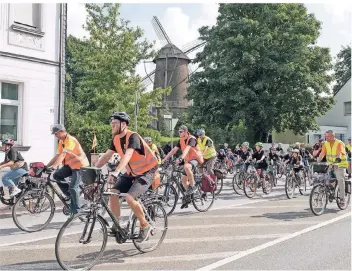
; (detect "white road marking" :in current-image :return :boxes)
[0,233,286,251]
[96,251,241,266]
[170,220,318,230]
[196,212,351,271]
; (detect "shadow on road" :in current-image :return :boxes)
[0,221,64,236]
[251,208,340,221]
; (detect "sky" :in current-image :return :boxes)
[67,2,351,82]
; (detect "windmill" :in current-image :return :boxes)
[142,16,205,118]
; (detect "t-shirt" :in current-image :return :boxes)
[283,154,290,161]
[252,150,265,161]
[269,151,279,161]
[238,150,251,162]
[176,137,197,149]
[110,133,145,156]
[3,148,26,169]
[57,135,76,154]
[290,155,303,166]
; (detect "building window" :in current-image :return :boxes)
[344,102,351,116]
[12,4,42,32]
[336,133,345,142]
[0,83,21,142]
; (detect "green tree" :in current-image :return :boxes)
[188,3,334,142]
[65,4,167,153]
[333,45,351,94]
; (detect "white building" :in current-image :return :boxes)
[307,78,351,144]
[0,3,66,165]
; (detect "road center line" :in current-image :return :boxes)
[196,212,351,271]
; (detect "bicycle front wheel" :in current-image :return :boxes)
[55,212,108,270]
[309,185,328,216]
[12,191,55,232]
[132,202,168,253]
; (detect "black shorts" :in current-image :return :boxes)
[112,169,155,198]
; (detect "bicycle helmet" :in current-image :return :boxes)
[219,149,225,154]
[197,128,205,136]
[2,138,14,146]
[242,142,249,148]
[227,148,232,152]
[255,142,263,147]
[292,149,300,154]
[51,124,65,134]
[144,137,152,143]
[110,112,130,125]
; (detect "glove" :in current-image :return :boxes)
[335,158,341,163]
[109,171,121,179]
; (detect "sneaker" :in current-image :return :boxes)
[10,187,21,198]
[108,224,118,235]
[137,224,151,242]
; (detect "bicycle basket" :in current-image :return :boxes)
[29,162,45,177]
[312,163,328,174]
[80,167,102,186]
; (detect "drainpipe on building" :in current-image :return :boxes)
[58,3,67,125]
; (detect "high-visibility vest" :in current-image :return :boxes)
[151,143,161,164]
[346,144,351,152]
[197,136,216,159]
[179,135,203,164]
[60,135,89,170]
[113,130,158,176]
[324,140,348,168]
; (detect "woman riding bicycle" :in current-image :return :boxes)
[252,142,268,179]
[0,139,28,197]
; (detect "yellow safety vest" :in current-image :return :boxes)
[151,143,161,164]
[324,140,348,168]
[346,144,351,152]
[197,136,217,159]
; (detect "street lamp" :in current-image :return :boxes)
[164,114,178,150]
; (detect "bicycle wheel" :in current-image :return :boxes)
[55,212,107,270]
[299,175,307,196]
[309,184,328,216]
[243,175,256,198]
[12,191,55,232]
[192,182,215,212]
[263,174,274,195]
[285,177,295,199]
[232,174,244,195]
[214,171,223,195]
[153,183,178,216]
[336,186,351,210]
[277,164,283,179]
[132,202,168,253]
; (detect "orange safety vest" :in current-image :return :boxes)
[61,135,89,170]
[113,130,158,176]
[179,135,203,164]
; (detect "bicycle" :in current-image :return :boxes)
[12,163,106,232]
[232,162,247,195]
[153,161,215,215]
[309,162,351,216]
[243,161,274,198]
[284,164,306,199]
[55,166,168,270]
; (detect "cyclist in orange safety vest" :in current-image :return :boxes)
[162,125,203,209]
[96,112,158,242]
[46,124,89,214]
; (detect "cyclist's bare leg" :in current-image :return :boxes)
[125,193,147,226]
[110,189,121,221]
[181,175,189,190]
[184,163,195,187]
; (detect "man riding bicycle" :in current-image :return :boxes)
[96,112,158,241]
[162,125,203,201]
[195,128,217,180]
[317,130,348,207]
[0,139,28,197]
[46,124,89,214]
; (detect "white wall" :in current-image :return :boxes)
[0,3,60,62]
[317,79,351,138]
[0,3,61,166]
[0,56,59,163]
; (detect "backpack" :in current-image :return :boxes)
[157,146,165,159]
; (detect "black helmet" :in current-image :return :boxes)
[110,112,130,125]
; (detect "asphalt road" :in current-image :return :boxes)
[0,175,351,270]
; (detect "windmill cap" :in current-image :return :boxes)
[153,43,191,63]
